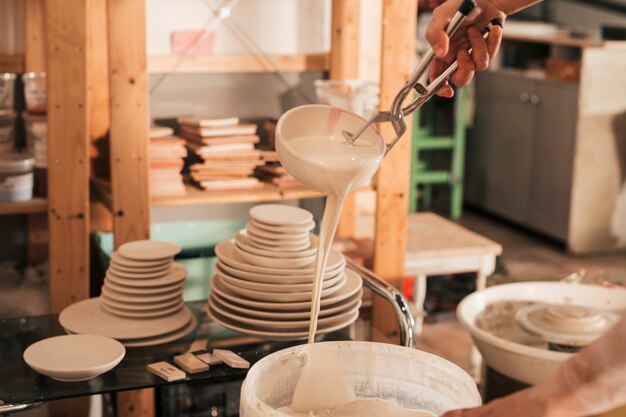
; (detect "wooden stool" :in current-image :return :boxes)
[405,212,502,334]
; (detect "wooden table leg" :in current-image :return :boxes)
[116,389,154,417]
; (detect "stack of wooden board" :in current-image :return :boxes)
[254,150,302,188]
[149,127,186,196]
[178,116,265,191]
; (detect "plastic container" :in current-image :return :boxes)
[22,72,47,114]
[240,341,481,417]
[0,111,16,154]
[22,111,47,154]
[0,73,16,110]
[314,80,380,118]
[0,153,34,202]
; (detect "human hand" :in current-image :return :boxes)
[440,387,557,417]
[425,0,506,97]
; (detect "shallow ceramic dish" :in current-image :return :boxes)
[215,265,344,293]
[246,234,310,252]
[118,240,181,261]
[106,263,186,288]
[234,245,315,269]
[110,252,172,269]
[121,316,197,348]
[216,260,341,284]
[59,297,193,339]
[210,289,362,320]
[216,240,344,276]
[248,219,315,234]
[101,285,183,304]
[208,304,359,341]
[102,301,184,319]
[217,273,345,302]
[209,296,360,331]
[23,335,125,382]
[101,293,182,311]
[245,227,309,242]
[249,204,313,226]
[235,231,317,258]
[107,265,171,280]
[104,279,183,296]
[109,260,171,275]
[458,281,626,385]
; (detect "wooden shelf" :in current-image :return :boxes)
[0,198,47,216]
[0,54,24,73]
[148,53,330,74]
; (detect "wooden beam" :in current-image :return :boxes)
[46,0,90,313]
[108,0,150,248]
[331,0,361,239]
[24,0,46,72]
[108,1,152,415]
[372,0,417,343]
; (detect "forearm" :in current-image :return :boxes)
[490,0,543,15]
[540,316,626,417]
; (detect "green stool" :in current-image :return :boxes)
[409,87,467,219]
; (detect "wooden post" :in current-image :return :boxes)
[372,0,416,343]
[46,0,90,313]
[24,0,46,72]
[331,0,361,239]
[107,1,152,415]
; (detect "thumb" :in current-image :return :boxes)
[425,0,461,57]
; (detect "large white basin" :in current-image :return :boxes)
[457,281,626,385]
[240,341,481,417]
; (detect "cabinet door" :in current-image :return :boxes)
[527,81,579,240]
[471,72,535,223]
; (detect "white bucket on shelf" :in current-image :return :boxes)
[314,80,380,119]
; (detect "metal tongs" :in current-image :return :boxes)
[344,0,500,154]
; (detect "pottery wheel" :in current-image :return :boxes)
[516,303,619,347]
[59,297,192,340]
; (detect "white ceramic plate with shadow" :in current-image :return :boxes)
[104,279,183,296]
[117,240,181,261]
[107,265,171,280]
[209,270,361,310]
[101,293,182,311]
[110,253,172,269]
[245,226,309,242]
[234,245,315,269]
[101,285,183,304]
[249,204,313,227]
[209,296,361,331]
[210,289,362,320]
[109,260,171,275]
[215,265,344,293]
[102,300,184,319]
[235,230,317,258]
[120,316,197,348]
[106,263,186,288]
[246,233,310,251]
[248,219,315,235]
[59,297,192,339]
[215,261,341,284]
[216,240,344,275]
[23,335,125,382]
[217,272,345,302]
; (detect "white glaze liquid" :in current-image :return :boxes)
[279,398,437,417]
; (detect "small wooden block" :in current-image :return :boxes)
[174,353,210,374]
[196,352,222,366]
[147,361,186,382]
[213,349,250,369]
[186,338,208,353]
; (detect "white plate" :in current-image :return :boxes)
[235,231,317,258]
[246,233,310,251]
[209,296,361,330]
[207,304,359,341]
[210,289,362,320]
[216,273,345,302]
[111,252,172,269]
[23,335,125,382]
[215,264,344,293]
[106,263,186,288]
[104,279,183,295]
[121,316,197,348]
[101,285,183,304]
[101,293,182,311]
[108,265,172,280]
[216,261,341,284]
[210,269,362,311]
[118,240,181,261]
[249,204,313,226]
[59,297,193,339]
[109,260,171,275]
[248,219,315,234]
[216,240,344,276]
[234,245,315,269]
[245,226,309,242]
[102,300,184,319]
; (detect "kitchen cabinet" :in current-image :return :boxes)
[466,71,578,241]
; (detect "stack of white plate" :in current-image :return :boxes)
[59,240,196,347]
[208,204,363,341]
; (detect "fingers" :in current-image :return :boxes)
[430,60,455,97]
[486,24,503,58]
[425,0,462,58]
[451,48,475,87]
[467,26,489,70]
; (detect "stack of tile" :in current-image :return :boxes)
[178,116,265,191]
[255,150,301,189]
[149,127,186,196]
